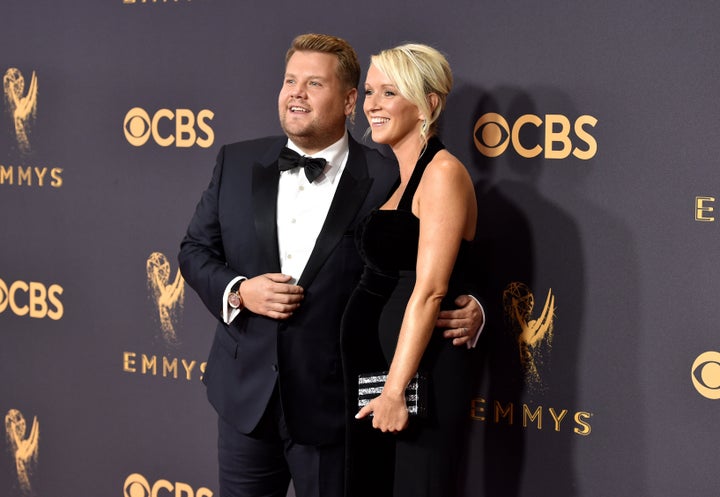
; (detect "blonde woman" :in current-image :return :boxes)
[341,44,478,497]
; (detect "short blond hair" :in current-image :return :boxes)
[371,43,453,142]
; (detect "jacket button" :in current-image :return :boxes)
[271,364,279,372]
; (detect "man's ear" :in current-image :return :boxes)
[344,88,358,116]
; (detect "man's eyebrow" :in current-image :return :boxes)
[284,72,328,81]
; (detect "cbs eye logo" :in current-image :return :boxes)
[474,113,597,160]
[124,107,214,148]
[691,351,720,399]
[0,278,63,320]
[124,473,213,497]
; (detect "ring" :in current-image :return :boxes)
[462,327,467,335]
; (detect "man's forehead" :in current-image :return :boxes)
[287,50,338,70]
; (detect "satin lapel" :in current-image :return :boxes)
[298,138,374,289]
[252,155,282,273]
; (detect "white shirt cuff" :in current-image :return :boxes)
[222,276,246,324]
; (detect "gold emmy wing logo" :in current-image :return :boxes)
[503,282,556,387]
[3,68,38,154]
[147,252,185,344]
[5,409,39,494]
[691,351,720,399]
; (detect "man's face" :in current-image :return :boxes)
[278,51,357,154]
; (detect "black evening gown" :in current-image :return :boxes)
[341,137,473,497]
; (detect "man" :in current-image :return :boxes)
[178,33,482,497]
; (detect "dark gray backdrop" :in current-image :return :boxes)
[2,1,718,496]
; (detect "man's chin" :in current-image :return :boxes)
[281,121,312,139]
[281,122,345,152]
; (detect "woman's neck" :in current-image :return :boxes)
[391,133,429,183]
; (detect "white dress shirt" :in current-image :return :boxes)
[276,134,349,284]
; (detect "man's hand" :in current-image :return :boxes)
[240,273,303,319]
[436,295,484,347]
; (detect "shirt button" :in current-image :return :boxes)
[287,254,292,259]
[291,218,296,224]
[299,185,305,191]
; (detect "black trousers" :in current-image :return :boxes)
[217,387,344,497]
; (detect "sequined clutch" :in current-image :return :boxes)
[357,371,428,417]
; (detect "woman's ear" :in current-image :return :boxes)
[428,93,440,114]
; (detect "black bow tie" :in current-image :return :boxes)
[277,147,327,183]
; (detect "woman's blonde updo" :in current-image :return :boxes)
[370,43,453,143]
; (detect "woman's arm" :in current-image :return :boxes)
[357,150,477,431]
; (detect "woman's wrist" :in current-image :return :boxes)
[383,378,409,399]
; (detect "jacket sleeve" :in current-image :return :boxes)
[178,145,239,320]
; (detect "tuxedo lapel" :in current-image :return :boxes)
[251,142,284,273]
[298,137,373,289]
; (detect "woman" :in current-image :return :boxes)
[341,44,477,497]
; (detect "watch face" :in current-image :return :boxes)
[228,292,240,309]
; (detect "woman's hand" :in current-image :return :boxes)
[356,391,410,433]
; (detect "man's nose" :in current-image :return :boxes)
[291,84,308,99]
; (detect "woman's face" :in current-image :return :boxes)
[363,63,423,147]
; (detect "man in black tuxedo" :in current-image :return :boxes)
[178,33,483,497]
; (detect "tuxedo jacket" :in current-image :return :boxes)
[178,134,397,446]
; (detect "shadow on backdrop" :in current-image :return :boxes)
[444,83,586,497]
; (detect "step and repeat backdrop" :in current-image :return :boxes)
[2,1,718,496]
